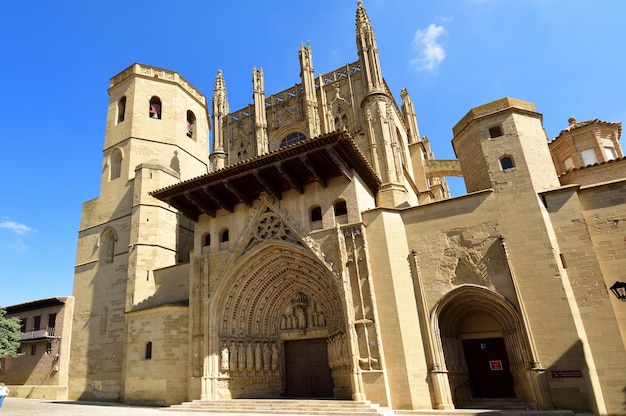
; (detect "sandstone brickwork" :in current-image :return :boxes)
[67,2,625,415]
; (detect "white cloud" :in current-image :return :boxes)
[8,238,28,252]
[0,219,34,235]
[411,23,446,71]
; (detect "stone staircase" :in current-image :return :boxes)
[165,398,582,416]
[166,399,390,415]
[459,398,531,410]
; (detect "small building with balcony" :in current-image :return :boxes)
[1,297,74,400]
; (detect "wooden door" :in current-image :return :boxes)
[462,337,515,398]
[284,338,333,397]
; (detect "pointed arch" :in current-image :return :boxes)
[211,241,345,340]
[279,131,307,148]
[205,239,349,398]
[431,285,536,407]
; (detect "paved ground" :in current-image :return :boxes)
[0,397,255,416]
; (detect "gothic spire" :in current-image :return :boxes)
[299,41,321,138]
[356,0,384,94]
[253,67,269,154]
[210,70,229,170]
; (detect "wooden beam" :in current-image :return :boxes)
[253,171,282,200]
[327,147,353,182]
[277,163,304,194]
[300,154,327,188]
[203,186,234,213]
[223,180,253,207]
[167,196,199,222]
[185,192,216,218]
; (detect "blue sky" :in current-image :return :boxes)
[1,0,625,307]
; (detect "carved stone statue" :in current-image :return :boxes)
[230,341,237,372]
[271,343,279,371]
[255,342,262,371]
[263,342,271,371]
[246,342,254,371]
[237,342,246,371]
[220,344,230,372]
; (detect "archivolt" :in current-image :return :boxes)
[212,240,345,340]
[433,284,521,334]
[432,284,532,371]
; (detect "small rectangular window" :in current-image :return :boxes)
[20,318,27,333]
[563,157,574,171]
[500,157,514,170]
[489,126,503,138]
[580,149,598,166]
[33,315,41,331]
[31,344,37,355]
[604,146,616,161]
[48,313,57,329]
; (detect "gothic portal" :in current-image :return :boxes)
[68,1,626,414]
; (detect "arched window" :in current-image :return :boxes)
[202,233,211,247]
[280,132,307,148]
[149,96,162,119]
[110,148,123,180]
[500,156,515,170]
[220,229,229,243]
[117,96,126,123]
[310,206,322,222]
[334,200,347,217]
[186,110,196,138]
[145,341,153,360]
[101,228,116,264]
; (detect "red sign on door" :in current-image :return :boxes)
[489,360,503,371]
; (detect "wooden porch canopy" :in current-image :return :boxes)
[150,131,381,221]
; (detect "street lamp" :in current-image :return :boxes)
[609,281,626,302]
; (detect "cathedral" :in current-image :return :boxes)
[69,2,626,414]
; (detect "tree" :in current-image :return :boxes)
[0,308,21,358]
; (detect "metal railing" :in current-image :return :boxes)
[20,327,55,341]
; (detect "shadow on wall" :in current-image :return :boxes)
[546,340,595,413]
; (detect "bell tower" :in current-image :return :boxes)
[70,64,209,401]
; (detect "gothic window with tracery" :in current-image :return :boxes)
[280,132,307,148]
[237,140,248,162]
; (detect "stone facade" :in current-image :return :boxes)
[69,2,626,414]
[1,297,74,400]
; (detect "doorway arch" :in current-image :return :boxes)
[432,285,533,407]
[206,240,350,399]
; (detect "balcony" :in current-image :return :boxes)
[20,327,56,342]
